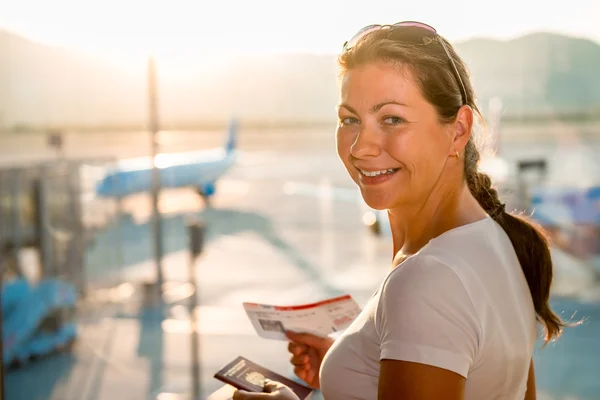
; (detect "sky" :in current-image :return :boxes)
[2,0,600,60]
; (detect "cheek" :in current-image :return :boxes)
[411,145,449,184]
[387,132,445,177]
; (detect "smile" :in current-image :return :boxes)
[359,168,400,177]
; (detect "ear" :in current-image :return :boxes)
[449,105,473,157]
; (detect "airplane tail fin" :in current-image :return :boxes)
[225,117,238,153]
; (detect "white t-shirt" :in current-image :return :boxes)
[320,216,537,399]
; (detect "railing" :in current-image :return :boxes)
[0,158,127,295]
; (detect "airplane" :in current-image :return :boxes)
[93,118,238,203]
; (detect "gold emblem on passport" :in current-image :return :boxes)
[245,371,266,386]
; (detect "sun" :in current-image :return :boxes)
[1,0,311,72]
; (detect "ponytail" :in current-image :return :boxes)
[465,142,564,342]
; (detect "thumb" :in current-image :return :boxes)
[263,379,285,393]
[286,331,330,348]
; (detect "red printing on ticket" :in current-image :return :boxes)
[244,294,352,311]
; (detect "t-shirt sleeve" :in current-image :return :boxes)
[375,254,482,378]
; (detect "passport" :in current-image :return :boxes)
[213,356,313,399]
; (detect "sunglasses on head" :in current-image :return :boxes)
[342,21,468,106]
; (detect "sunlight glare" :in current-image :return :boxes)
[362,211,377,226]
[2,0,600,76]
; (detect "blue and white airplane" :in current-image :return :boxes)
[94,119,238,201]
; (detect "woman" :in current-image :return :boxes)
[233,21,563,400]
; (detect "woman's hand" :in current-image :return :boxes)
[232,380,301,400]
[286,331,334,389]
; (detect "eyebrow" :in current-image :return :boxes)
[337,101,408,115]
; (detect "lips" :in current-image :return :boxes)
[358,168,400,177]
[356,167,401,185]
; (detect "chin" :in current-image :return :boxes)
[360,192,395,211]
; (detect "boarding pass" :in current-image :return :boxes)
[243,294,361,340]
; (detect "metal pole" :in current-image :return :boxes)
[34,170,52,278]
[148,55,164,292]
[69,163,85,295]
[187,218,205,399]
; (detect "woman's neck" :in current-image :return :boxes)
[388,184,486,261]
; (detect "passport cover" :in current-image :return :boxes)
[214,356,312,399]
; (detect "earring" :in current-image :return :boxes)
[455,149,460,158]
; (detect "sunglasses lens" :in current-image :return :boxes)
[344,25,381,50]
[344,22,437,51]
[342,21,466,104]
[394,21,436,33]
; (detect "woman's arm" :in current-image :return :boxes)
[375,256,481,400]
[525,358,536,400]
[378,360,466,400]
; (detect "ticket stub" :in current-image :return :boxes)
[243,294,361,340]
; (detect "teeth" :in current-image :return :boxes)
[360,168,398,177]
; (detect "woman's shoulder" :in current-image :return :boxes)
[382,218,515,305]
[382,246,486,313]
[424,216,511,258]
[384,252,468,295]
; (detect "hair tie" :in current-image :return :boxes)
[490,203,506,219]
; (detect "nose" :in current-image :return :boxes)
[350,126,381,159]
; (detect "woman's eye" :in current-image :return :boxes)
[339,117,360,126]
[383,116,405,125]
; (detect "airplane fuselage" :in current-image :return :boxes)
[95,149,237,198]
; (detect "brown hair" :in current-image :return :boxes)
[339,29,564,342]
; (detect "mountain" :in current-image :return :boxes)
[1,30,600,131]
[0,31,147,130]
[457,32,600,115]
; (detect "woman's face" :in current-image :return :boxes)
[336,61,456,211]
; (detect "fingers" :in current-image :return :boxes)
[265,381,302,400]
[294,365,310,379]
[285,331,331,349]
[263,379,286,393]
[287,341,307,356]
[232,390,270,399]
[307,347,319,363]
[290,353,310,366]
[232,381,300,400]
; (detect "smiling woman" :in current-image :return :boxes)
[321,22,561,400]
[231,20,563,400]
